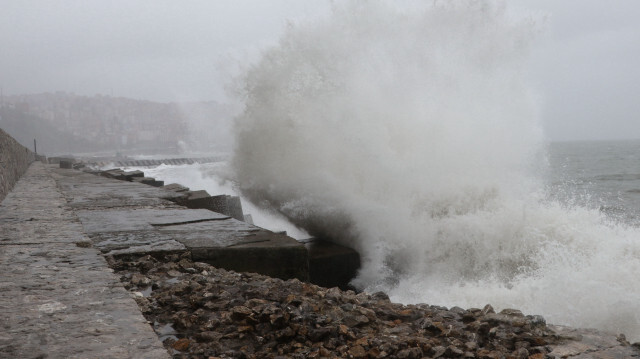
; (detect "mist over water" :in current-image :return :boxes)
[232,1,640,339]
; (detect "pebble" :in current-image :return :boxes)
[109,253,611,358]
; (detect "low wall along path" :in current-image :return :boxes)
[0,128,34,202]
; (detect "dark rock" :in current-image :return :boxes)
[131,273,151,287]
[398,347,423,358]
[308,327,333,342]
[431,345,447,357]
[499,308,523,317]
[511,347,529,359]
[107,254,634,359]
[343,313,369,327]
[275,326,295,342]
[195,331,222,342]
[482,304,495,315]
[231,306,253,320]
[172,338,190,351]
[348,345,367,358]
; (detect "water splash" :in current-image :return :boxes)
[232,0,640,340]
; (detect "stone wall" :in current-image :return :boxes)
[0,128,35,202]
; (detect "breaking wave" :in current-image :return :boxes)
[231,0,640,340]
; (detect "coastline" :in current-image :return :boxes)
[0,145,638,357]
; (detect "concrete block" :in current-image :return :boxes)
[178,193,245,221]
[183,190,212,209]
[179,227,309,281]
[209,195,230,215]
[122,170,144,180]
[101,169,126,180]
[227,196,244,221]
[59,159,73,169]
[132,177,164,187]
[162,183,190,193]
[304,239,360,290]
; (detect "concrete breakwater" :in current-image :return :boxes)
[89,165,361,289]
[0,128,35,202]
[55,165,310,282]
[49,155,225,168]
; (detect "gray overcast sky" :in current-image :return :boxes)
[1,0,639,141]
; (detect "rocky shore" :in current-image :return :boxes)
[111,252,574,359]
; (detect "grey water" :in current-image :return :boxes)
[548,139,640,226]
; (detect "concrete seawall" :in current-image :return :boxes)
[0,128,35,202]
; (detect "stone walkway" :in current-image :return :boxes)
[0,162,169,358]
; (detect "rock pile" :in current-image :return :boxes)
[109,253,563,359]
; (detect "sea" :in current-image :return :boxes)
[121,139,640,340]
[122,0,640,343]
[548,140,640,227]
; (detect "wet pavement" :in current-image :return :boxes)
[0,162,306,358]
[50,166,308,281]
[0,162,169,358]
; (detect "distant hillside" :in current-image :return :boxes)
[0,106,100,155]
[0,92,237,156]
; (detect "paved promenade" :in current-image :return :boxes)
[0,162,169,358]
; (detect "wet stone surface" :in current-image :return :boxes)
[51,167,186,210]
[52,166,309,280]
[0,163,169,358]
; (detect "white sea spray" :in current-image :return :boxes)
[230,0,640,340]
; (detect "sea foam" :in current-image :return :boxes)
[231,0,640,340]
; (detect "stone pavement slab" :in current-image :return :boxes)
[50,165,309,280]
[76,208,230,233]
[0,162,169,358]
[51,167,185,210]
